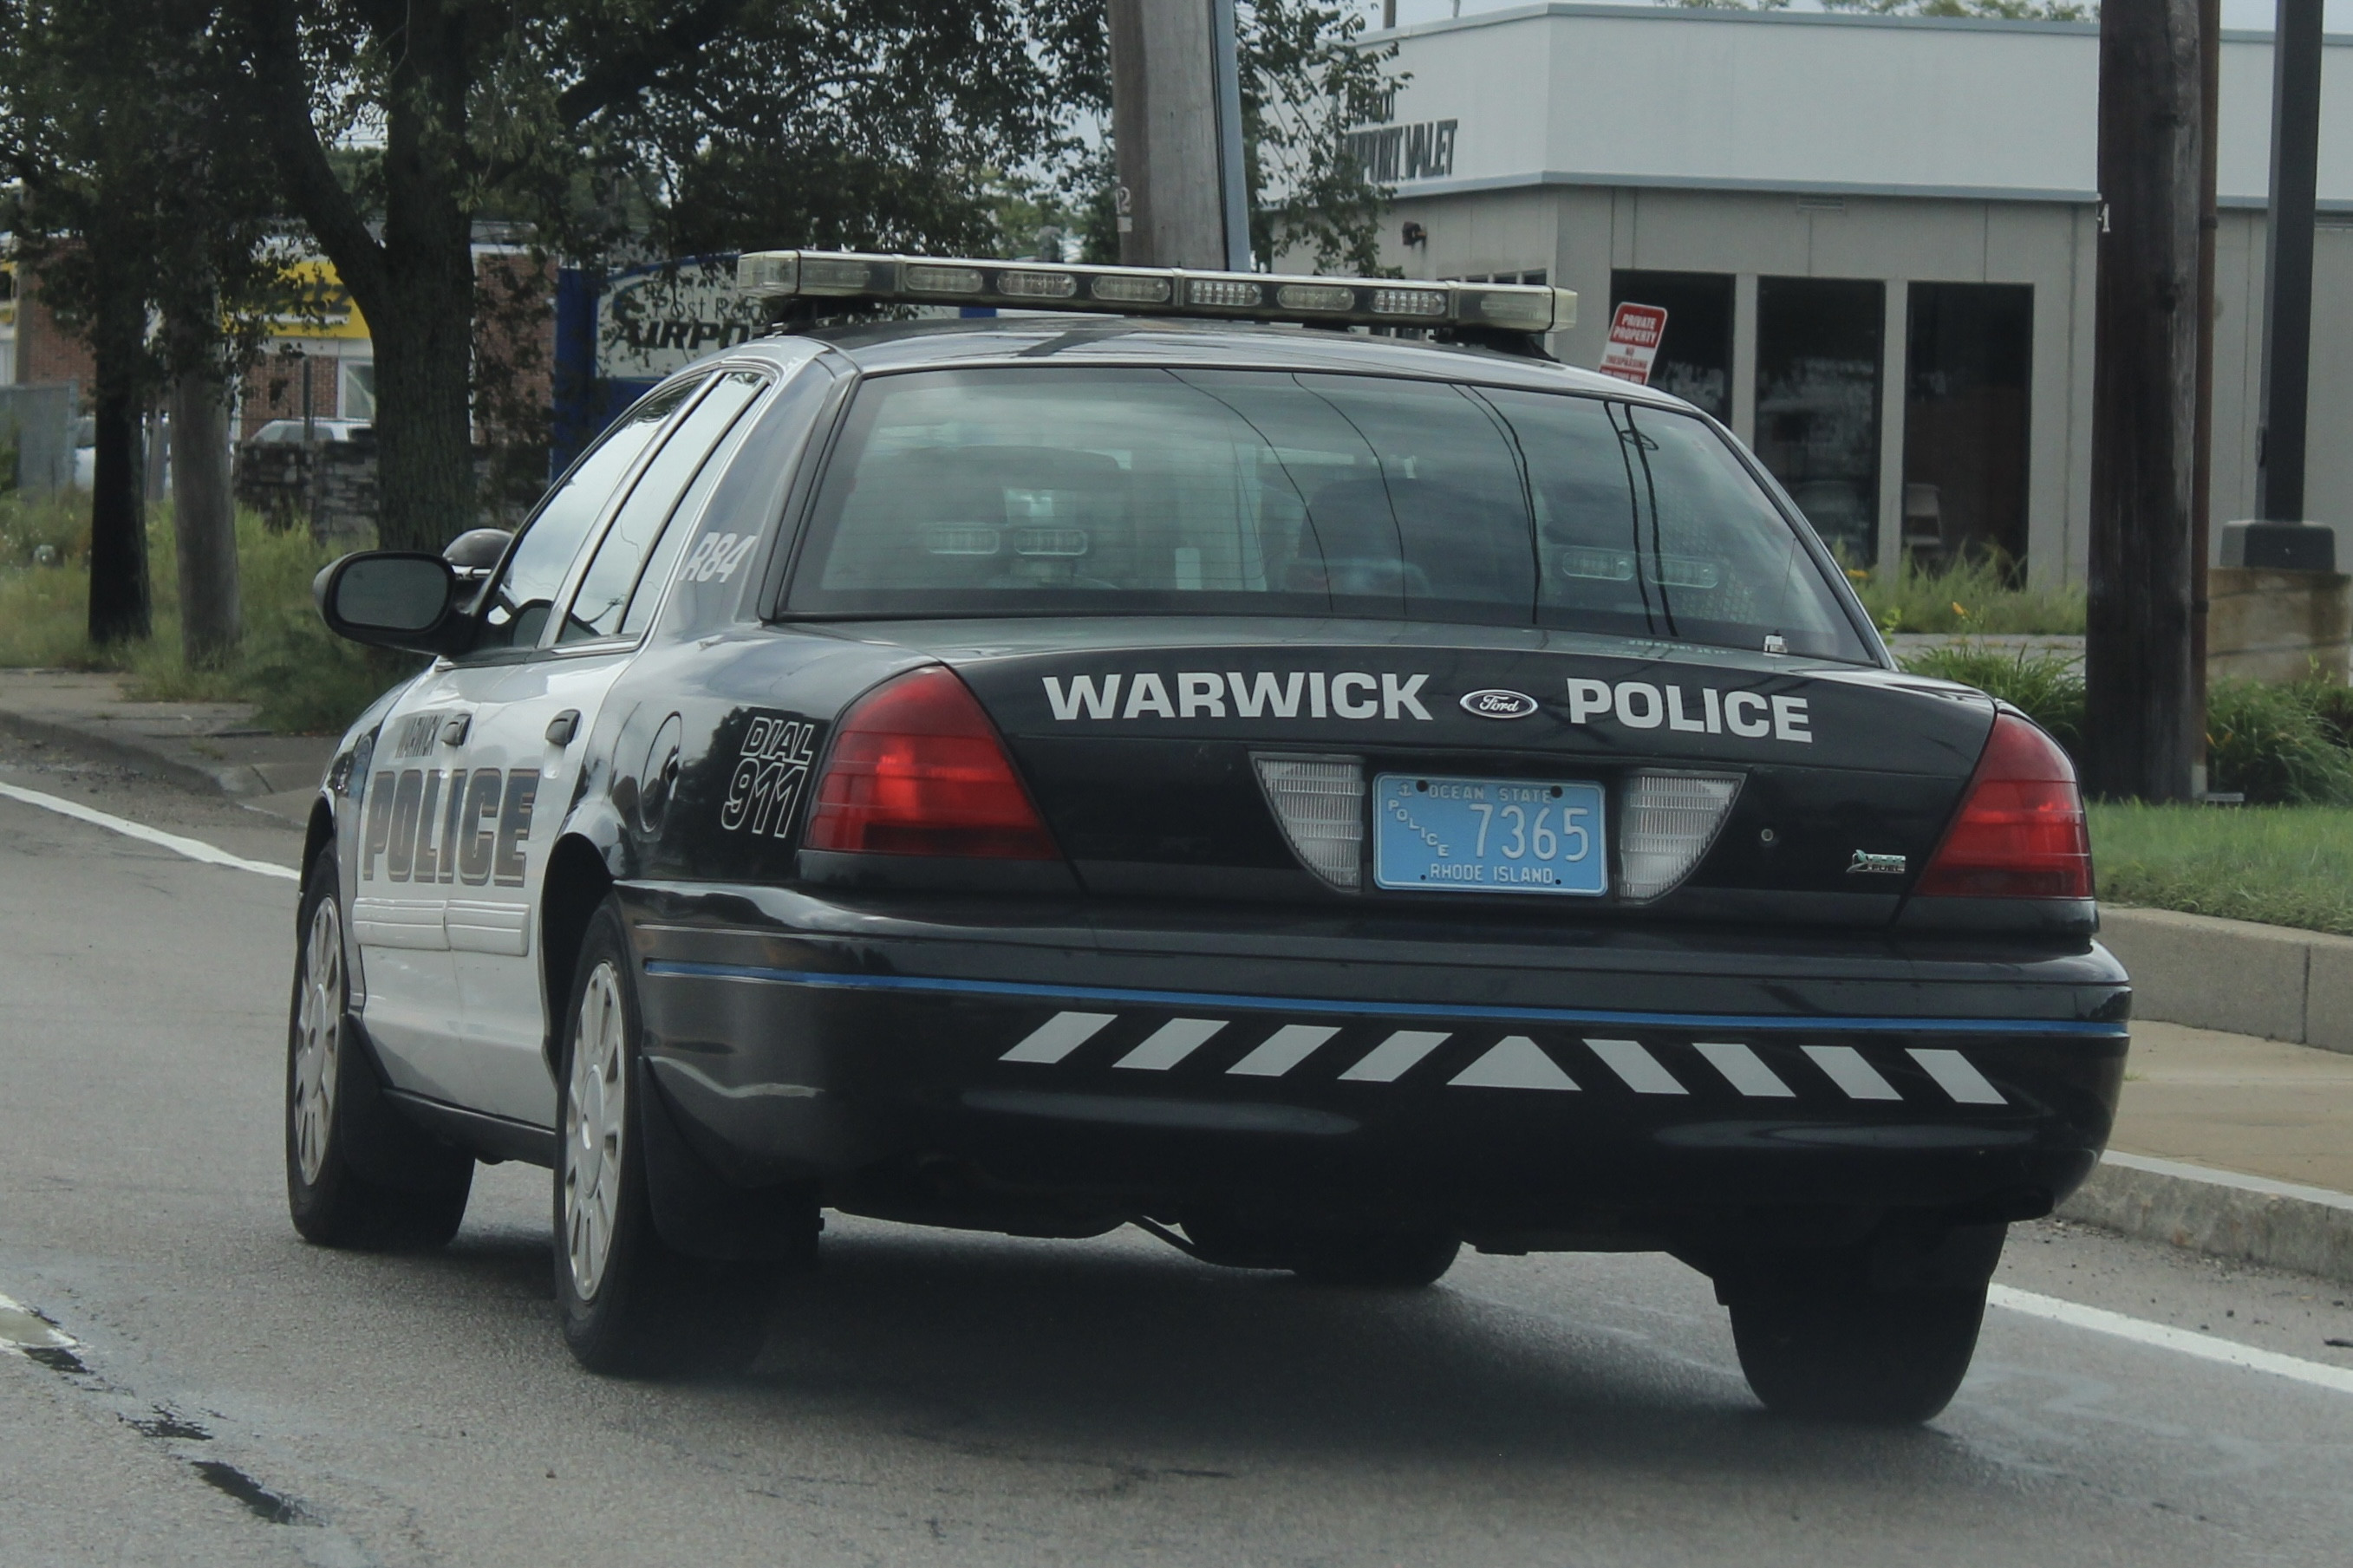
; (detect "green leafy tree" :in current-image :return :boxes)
[2,0,295,647]
[243,0,1110,555]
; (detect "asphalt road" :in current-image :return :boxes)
[5,733,2353,1567]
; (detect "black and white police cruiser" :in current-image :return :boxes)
[289,250,2126,1420]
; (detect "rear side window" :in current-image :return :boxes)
[787,366,1869,661]
[559,370,767,642]
[477,378,699,651]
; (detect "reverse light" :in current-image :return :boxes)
[1254,755,1366,891]
[805,667,1059,860]
[1619,771,1743,901]
[1913,712,2091,899]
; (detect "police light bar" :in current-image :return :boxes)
[735,250,1577,335]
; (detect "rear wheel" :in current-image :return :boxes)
[554,900,784,1375]
[1725,1229,2002,1424]
[285,849,473,1249]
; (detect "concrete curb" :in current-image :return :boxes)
[0,706,255,797]
[2057,1150,2353,1285]
[2100,906,2353,1054]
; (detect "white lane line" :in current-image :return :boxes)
[0,780,299,882]
[1988,1285,2353,1396]
[0,1292,77,1356]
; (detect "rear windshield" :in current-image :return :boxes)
[787,366,1873,661]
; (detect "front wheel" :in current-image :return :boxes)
[285,849,473,1249]
[554,900,784,1375]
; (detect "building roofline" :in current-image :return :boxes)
[1386,165,2353,213]
[1365,3,2352,49]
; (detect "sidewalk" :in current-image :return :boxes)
[0,669,334,828]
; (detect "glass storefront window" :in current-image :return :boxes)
[1608,270,1734,424]
[1905,283,2032,574]
[1754,277,1885,567]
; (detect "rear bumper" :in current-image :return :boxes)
[618,882,2129,1238]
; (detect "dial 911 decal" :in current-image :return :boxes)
[720,713,817,838]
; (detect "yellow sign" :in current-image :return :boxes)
[267,259,371,342]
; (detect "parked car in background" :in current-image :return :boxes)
[249,418,372,446]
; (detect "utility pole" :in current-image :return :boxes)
[1108,0,1252,270]
[2189,0,2219,796]
[2084,1,2203,804]
[2257,0,2324,524]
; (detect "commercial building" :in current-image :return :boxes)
[1366,3,2353,584]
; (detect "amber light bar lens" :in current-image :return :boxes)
[734,250,1577,335]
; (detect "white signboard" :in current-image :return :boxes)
[597,262,766,382]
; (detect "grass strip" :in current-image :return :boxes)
[2093,802,2353,937]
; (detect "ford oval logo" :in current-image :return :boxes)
[1460,688,1539,720]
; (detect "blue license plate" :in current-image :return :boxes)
[1372,774,1608,896]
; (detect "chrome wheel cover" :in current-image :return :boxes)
[290,895,343,1186]
[564,960,629,1301]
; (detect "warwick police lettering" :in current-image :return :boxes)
[1565,677,1811,744]
[1043,672,1433,722]
[362,767,538,887]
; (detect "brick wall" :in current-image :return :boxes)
[13,272,95,394]
[238,348,345,438]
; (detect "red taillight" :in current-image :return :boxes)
[804,666,1059,860]
[1914,712,2091,900]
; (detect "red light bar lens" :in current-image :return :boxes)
[805,667,1059,860]
[1914,712,2091,899]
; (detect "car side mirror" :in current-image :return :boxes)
[313,551,472,655]
[442,526,512,582]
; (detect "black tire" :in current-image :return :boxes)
[285,848,473,1250]
[1729,1284,1989,1424]
[553,899,783,1376]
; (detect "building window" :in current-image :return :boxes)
[1904,283,2031,574]
[1609,270,1733,424]
[339,361,376,422]
[1755,277,1885,567]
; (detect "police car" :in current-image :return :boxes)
[287,250,2126,1421]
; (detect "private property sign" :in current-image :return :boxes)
[1598,303,1667,385]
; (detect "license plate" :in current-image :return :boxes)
[1372,774,1607,896]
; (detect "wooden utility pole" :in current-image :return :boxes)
[1108,0,1250,270]
[2189,0,2219,795]
[2085,1,2204,804]
[2258,0,2324,524]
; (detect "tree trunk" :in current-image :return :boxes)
[368,250,479,554]
[85,290,150,647]
[2084,1,2203,803]
[171,360,239,667]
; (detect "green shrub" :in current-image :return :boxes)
[1895,642,2086,757]
[2204,679,2353,806]
[1847,550,2086,636]
[0,495,395,734]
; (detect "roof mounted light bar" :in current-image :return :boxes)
[735,250,1577,336]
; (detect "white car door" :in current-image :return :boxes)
[440,372,775,1125]
[357,376,704,1122]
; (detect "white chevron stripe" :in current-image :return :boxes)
[1693,1041,1795,1098]
[1586,1038,1686,1096]
[1228,1024,1340,1077]
[1115,1018,1226,1070]
[1000,1011,1116,1064]
[1449,1036,1579,1091]
[1907,1048,2006,1104]
[1803,1044,1902,1101]
[1339,1031,1450,1083]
